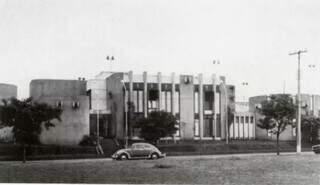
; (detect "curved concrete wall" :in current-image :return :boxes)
[30,79,89,146]
[30,79,86,100]
[38,96,89,146]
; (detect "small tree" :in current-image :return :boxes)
[133,111,178,144]
[256,94,296,155]
[0,97,62,162]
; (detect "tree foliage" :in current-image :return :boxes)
[133,111,178,143]
[301,114,320,144]
[0,97,62,145]
[256,94,296,155]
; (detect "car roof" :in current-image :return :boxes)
[132,143,154,147]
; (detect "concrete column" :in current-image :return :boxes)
[129,71,133,104]
[233,115,236,139]
[248,116,250,139]
[243,116,245,139]
[238,119,241,140]
[219,76,227,139]
[158,72,162,111]
[171,73,175,115]
[128,71,133,138]
[212,74,217,139]
[143,71,148,118]
[198,74,204,139]
[179,75,194,139]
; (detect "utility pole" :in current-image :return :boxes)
[289,49,307,153]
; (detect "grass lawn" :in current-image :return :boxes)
[0,153,319,184]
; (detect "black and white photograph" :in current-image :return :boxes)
[0,0,319,184]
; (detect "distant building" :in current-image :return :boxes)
[231,102,255,140]
[0,83,17,142]
[30,79,89,145]
[87,71,235,141]
[0,83,17,104]
[249,94,320,141]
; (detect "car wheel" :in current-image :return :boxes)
[119,154,128,160]
[150,153,159,160]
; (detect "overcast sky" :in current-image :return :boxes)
[1,0,320,100]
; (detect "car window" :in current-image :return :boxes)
[143,145,152,149]
[132,144,144,149]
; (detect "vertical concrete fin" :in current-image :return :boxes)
[212,74,217,139]
[198,73,203,139]
[171,72,175,115]
[158,72,162,111]
[129,71,133,103]
[143,71,148,118]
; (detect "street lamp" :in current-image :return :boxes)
[106,55,115,71]
[121,79,128,149]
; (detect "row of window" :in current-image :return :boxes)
[127,90,180,114]
[235,116,254,124]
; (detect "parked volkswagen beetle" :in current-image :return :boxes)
[111,143,166,160]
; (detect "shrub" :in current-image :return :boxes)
[79,135,97,146]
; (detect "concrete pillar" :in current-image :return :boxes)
[243,116,245,139]
[212,74,217,139]
[128,71,133,137]
[233,115,236,139]
[171,73,175,115]
[248,116,250,139]
[179,75,194,139]
[128,71,133,104]
[158,72,162,111]
[219,76,227,139]
[238,119,241,140]
[143,71,148,118]
[198,74,204,139]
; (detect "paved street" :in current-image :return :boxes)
[0,152,319,184]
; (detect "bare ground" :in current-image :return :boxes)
[0,153,319,184]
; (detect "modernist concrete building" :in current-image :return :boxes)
[0,83,17,142]
[30,79,89,145]
[249,94,320,141]
[87,71,235,141]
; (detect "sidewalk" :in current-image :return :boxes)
[0,151,314,164]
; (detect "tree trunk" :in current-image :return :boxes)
[22,143,26,163]
[276,130,280,156]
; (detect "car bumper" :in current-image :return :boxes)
[111,154,118,159]
[159,153,166,158]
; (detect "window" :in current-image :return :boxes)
[175,120,180,137]
[174,91,180,114]
[245,116,249,123]
[236,116,239,123]
[204,116,213,137]
[166,91,171,112]
[194,119,199,136]
[250,116,254,123]
[240,116,244,123]
[133,91,138,112]
[204,91,214,110]
[148,90,158,112]
[138,91,143,112]
[194,91,199,114]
